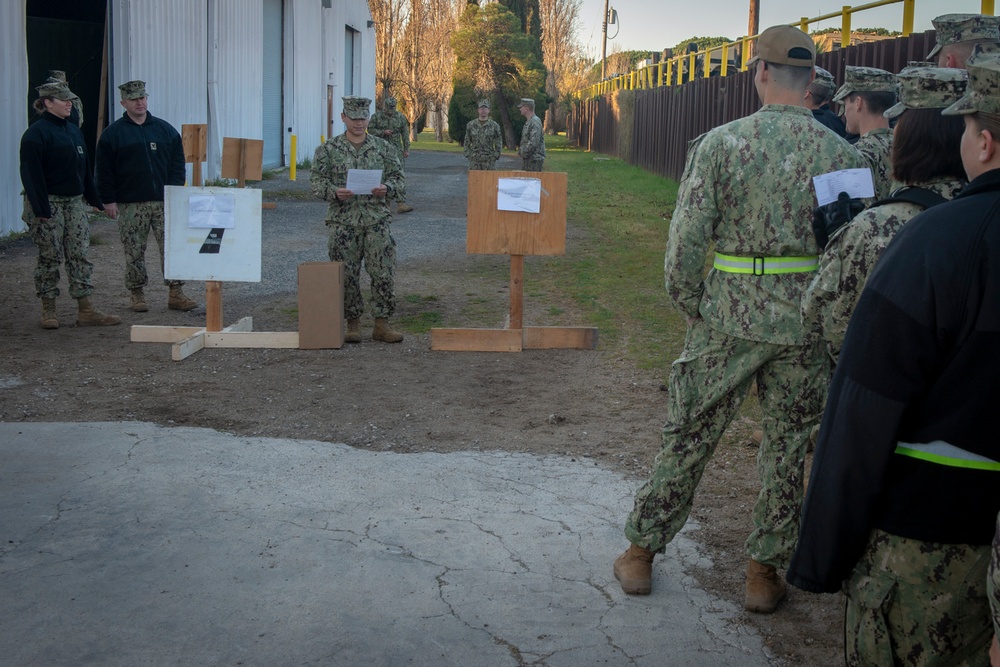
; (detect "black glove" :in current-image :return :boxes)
[812,191,864,251]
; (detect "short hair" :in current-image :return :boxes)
[971,111,1000,142]
[807,79,834,105]
[765,62,814,91]
[891,108,965,184]
[940,41,977,67]
[846,91,897,115]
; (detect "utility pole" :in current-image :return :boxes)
[601,0,609,80]
[748,0,760,37]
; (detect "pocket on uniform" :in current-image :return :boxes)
[844,571,896,667]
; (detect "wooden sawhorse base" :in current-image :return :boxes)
[430,326,597,352]
[131,317,299,361]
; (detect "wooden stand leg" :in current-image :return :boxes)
[510,254,523,330]
[206,281,223,332]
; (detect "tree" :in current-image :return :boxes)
[450,2,546,148]
[672,35,732,54]
[539,0,584,133]
[369,0,410,99]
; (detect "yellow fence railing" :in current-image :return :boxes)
[580,0,995,99]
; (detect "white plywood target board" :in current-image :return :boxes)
[164,185,262,282]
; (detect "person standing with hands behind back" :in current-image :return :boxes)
[311,96,405,344]
[19,81,120,330]
[96,80,196,313]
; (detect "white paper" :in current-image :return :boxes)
[188,193,236,229]
[812,168,875,206]
[346,169,383,194]
[497,177,542,213]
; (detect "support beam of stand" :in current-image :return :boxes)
[510,255,523,330]
[206,281,223,332]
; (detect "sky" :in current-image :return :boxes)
[576,0,976,58]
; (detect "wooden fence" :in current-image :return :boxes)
[568,30,939,181]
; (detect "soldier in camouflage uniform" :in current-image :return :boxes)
[788,53,1000,666]
[464,99,503,171]
[803,67,968,362]
[311,96,405,344]
[368,96,413,213]
[19,81,120,329]
[833,67,897,201]
[928,13,1000,68]
[96,80,196,313]
[612,25,863,614]
[517,98,545,171]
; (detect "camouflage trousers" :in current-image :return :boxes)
[468,160,496,171]
[625,319,828,566]
[845,529,992,667]
[521,158,544,172]
[327,221,396,320]
[22,195,94,299]
[117,201,182,290]
[989,512,1000,637]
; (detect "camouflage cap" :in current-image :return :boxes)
[118,80,147,99]
[812,66,837,93]
[884,67,969,119]
[384,96,397,107]
[342,95,371,119]
[477,98,491,109]
[927,13,1000,59]
[832,66,896,102]
[35,81,77,101]
[48,70,67,83]
[747,25,815,68]
[943,52,1000,115]
[518,98,535,109]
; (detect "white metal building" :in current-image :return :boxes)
[2,0,376,237]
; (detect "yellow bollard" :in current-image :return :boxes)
[290,134,297,181]
[320,134,325,145]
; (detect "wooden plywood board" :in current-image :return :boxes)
[430,328,523,352]
[221,137,264,181]
[467,171,567,256]
[523,326,599,350]
[182,124,207,162]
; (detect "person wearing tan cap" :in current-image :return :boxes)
[19,81,120,329]
[929,13,1000,68]
[517,98,545,171]
[96,80,195,313]
[464,99,502,171]
[832,66,898,200]
[789,55,1000,666]
[612,25,862,614]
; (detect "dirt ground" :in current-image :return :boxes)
[0,184,844,665]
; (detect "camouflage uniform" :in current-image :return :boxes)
[22,195,94,299]
[991,512,1000,637]
[311,100,404,320]
[517,98,545,171]
[464,100,503,171]
[927,13,1000,61]
[46,70,83,128]
[805,66,970,361]
[624,103,863,566]
[833,67,897,201]
[368,98,410,204]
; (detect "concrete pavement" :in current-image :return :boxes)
[0,421,776,666]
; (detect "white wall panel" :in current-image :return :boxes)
[1,2,29,237]
[285,0,326,163]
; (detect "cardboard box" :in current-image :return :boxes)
[298,262,345,349]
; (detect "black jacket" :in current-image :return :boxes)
[96,111,185,204]
[19,112,102,218]
[812,104,846,138]
[787,168,1000,593]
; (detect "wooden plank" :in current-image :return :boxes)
[206,281,223,332]
[203,332,299,349]
[224,316,254,333]
[509,255,523,330]
[262,202,277,210]
[221,137,264,181]
[131,325,204,343]
[466,171,568,256]
[172,331,206,361]
[523,327,599,350]
[430,328,523,352]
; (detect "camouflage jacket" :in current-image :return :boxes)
[310,133,403,227]
[518,115,546,161]
[801,177,965,359]
[855,127,894,201]
[464,118,502,163]
[368,110,410,156]
[665,104,863,345]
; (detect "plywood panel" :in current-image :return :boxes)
[467,171,567,256]
[430,328,523,352]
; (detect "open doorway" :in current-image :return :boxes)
[25,0,107,158]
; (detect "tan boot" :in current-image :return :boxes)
[745,559,787,613]
[130,288,148,312]
[750,429,763,446]
[168,285,197,311]
[396,202,414,213]
[613,543,656,595]
[76,297,121,327]
[345,318,362,344]
[40,297,59,329]
[372,317,404,343]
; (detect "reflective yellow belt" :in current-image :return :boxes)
[713,252,819,275]
[894,441,1000,472]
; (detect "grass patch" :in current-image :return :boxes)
[399,310,443,332]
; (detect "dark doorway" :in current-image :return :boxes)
[25,0,107,158]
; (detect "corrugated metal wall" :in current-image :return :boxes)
[285,1,325,162]
[570,30,940,182]
[1,2,29,237]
